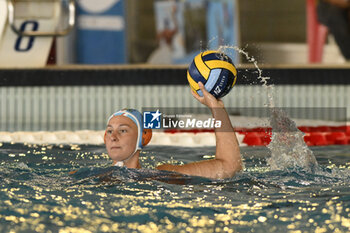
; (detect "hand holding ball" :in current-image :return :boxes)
[187,50,237,99]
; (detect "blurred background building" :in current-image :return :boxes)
[0,0,347,67]
[7,0,342,67]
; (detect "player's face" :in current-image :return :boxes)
[104,116,138,162]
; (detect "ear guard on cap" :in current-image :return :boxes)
[142,128,152,147]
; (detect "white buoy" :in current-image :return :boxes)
[152,132,172,145]
[39,132,58,144]
[175,133,196,146]
[0,132,13,142]
[198,133,216,146]
[236,133,246,146]
[16,132,36,143]
[87,133,104,145]
[64,132,82,144]
[58,131,74,140]
[75,130,91,140]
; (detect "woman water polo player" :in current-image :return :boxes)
[105,82,242,179]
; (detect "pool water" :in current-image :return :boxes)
[0,142,349,232]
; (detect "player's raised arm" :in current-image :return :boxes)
[156,82,242,179]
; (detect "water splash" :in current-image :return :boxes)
[267,108,318,172]
[218,45,275,107]
[218,45,319,172]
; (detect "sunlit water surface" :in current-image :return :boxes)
[0,142,350,233]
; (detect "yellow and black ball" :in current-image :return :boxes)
[187,50,237,99]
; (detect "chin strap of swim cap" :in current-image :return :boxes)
[107,109,143,167]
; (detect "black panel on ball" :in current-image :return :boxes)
[209,68,235,98]
[188,59,207,84]
[220,69,236,98]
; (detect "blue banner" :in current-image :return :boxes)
[207,0,239,63]
[150,0,239,65]
[76,0,126,64]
